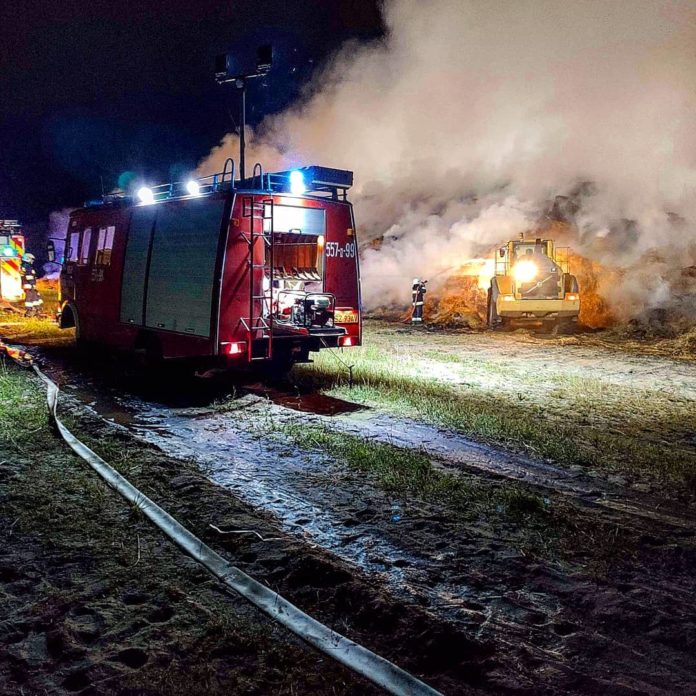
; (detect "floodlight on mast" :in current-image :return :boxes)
[215,45,273,180]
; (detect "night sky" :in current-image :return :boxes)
[0,1,382,225]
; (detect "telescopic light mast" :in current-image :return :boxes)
[215,45,273,181]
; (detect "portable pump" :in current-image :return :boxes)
[279,291,336,330]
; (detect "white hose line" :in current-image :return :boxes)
[31,365,443,696]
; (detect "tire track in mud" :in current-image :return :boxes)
[236,380,695,533]
[321,409,696,531]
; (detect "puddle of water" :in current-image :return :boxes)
[121,401,478,625]
[244,384,365,416]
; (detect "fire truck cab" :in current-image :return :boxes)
[0,220,25,302]
[57,164,361,370]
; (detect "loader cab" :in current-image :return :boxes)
[510,239,554,261]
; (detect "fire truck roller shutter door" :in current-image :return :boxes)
[145,198,226,337]
[120,207,157,326]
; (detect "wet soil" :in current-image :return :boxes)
[1,366,484,695]
[3,322,696,694]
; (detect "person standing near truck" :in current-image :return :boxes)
[20,253,43,317]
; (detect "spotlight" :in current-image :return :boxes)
[512,260,538,284]
[186,180,201,196]
[137,187,155,205]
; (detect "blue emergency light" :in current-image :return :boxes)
[2,246,15,257]
[272,166,353,197]
[289,170,306,195]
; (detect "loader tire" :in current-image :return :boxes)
[487,285,504,330]
[556,318,577,336]
[563,273,580,294]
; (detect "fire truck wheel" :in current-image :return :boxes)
[72,309,89,348]
[135,333,163,369]
[261,352,295,383]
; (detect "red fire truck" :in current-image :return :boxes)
[54,164,361,370]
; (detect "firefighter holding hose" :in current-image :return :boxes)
[21,253,43,317]
[411,278,427,324]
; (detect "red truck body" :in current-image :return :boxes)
[58,166,361,368]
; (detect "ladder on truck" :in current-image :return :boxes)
[240,196,274,361]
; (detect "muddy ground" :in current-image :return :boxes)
[1,317,695,694]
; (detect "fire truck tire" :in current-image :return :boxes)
[70,307,89,348]
[135,333,163,369]
[59,303,76,330]
[263,354,295,382]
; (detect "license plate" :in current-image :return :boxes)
[335,308,359,324]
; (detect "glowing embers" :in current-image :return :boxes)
[137,187,155,205]
[289,170,306,196]
[454,258,495,290]
[512,259,538,284]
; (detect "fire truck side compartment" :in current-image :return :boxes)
[120,198,226,338]
[145,198,226,337]
[120,207,157,326]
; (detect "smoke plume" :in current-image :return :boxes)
[197,0,696,325]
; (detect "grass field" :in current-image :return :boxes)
[3,315,694,495]
[294,321,696,494]
[274,421,639,567]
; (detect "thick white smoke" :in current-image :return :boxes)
[198,0,696,321]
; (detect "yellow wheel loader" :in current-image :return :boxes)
[487,236,580,332]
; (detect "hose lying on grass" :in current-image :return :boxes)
[0,341,442,696]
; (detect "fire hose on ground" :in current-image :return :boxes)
[0,340,442,696]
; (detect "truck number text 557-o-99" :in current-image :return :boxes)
[325,241,357,259]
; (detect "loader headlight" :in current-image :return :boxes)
[512,260,538,284]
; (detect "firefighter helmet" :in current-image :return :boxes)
[412,277,420,285]
[23,253,35,263]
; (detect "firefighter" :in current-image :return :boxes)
[20,253,43,317]
[411,278,427,323]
